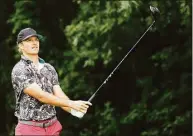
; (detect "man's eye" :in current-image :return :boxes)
[25,39,39,42]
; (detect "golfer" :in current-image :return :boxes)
[11,28,92,135]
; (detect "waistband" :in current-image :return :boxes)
[19,116,57,128]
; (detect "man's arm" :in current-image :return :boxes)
[53,85,71,113]
[24,83,91,113]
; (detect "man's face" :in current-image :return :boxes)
[21,36,40,55]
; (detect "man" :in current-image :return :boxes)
[11,28,92,135]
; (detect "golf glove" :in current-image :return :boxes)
[70,109,85,118]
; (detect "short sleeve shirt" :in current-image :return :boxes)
[11,56,59,121]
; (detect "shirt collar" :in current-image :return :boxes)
[21,55,45,64]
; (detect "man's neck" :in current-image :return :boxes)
[23,54,39,64]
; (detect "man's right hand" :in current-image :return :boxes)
[69,100,92,113]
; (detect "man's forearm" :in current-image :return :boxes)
[24,83,72,108]
[53,85,70,100]
[61,106,71,113]
[53,85,71,113]
[39,92,71,108]
[54,94,71,113]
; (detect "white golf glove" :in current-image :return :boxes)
[70,109,85,119]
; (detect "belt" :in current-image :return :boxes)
[19,116,57,128]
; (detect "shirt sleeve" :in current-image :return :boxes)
[50,65,60,86]
[11,67,35,99]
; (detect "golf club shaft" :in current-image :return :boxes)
[88,20,156,102]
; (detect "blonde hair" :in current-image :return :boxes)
[17,43,23,54]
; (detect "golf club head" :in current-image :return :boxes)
[150,5,160,20]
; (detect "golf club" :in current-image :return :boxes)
[71,5,160,119]
[88,5,160,102]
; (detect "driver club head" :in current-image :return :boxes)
[150,5,160,20]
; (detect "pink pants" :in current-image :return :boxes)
[15,120,62,136]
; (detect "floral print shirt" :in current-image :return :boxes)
[11,56,59,121]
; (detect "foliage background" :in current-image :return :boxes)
[0,0,191,136]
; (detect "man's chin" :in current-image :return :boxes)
[29,52,39,55]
